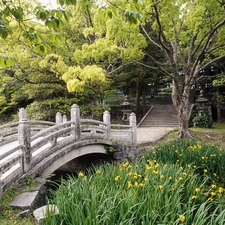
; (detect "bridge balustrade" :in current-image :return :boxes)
[0,120,55,146]
[0,122,20,146]
[0,104,136,197]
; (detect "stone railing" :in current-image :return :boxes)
[0,119,55,147]
[0,104,136,197]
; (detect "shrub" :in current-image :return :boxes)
[193,115,212,128]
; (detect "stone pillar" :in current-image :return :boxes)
[195,90,210,117]
[71,104,81,141]
[63,115,67,123]
[121,96,132,125]
[18,108,31,173]
[129,112,137,145]
[55,112,62,124]
[103,110,111,139]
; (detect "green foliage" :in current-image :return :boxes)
[193,115,213,128]
[148,139,225,183]
[34,7,71,31]
[0,175,38,225]
[0,0,72,67]
[39,54,67,76]
[26,97,78,121]
[73,9,147,65]
[213,75,225,87]
[62,64,109,109]
[104,146,115,153]
[44,139,225,225]
[0,55,14,68]
[62,65,106,93]
[80,103,111,119]
[57,0,77,6]
[1,0,225,133]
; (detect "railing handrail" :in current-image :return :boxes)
[0,122,20,129]
[0,120,55,130]
[80,119,107,125]
[137,105,154,128]
[31,121,74,141]
[0,145,21,161]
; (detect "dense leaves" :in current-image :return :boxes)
[0,0,225,127]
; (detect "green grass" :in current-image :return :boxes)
[0,176,38,225]
[43,138,225,225]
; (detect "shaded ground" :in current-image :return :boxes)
[154,122,225,148]
[190,128,225,147]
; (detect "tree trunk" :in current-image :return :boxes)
[136,81,140,120]
[171,80,192,138]
[177,99,192,138]
[142,87,147,116]
[216,87,221,122]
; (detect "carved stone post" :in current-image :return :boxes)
[71,104,81,141]
[18,108,31,173]
[129,112,137,145]
[63,115,67,123]
[55,112,62,124]
[103,110,111,139]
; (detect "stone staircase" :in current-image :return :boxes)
[139,103,178,127]
[138,88,196,128]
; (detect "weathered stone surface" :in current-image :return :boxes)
[10,191,39,210]
[9,177,46,215]
[112,145,141,161]
[20,209,30,217]
[33,204,59,224]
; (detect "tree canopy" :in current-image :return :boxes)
[1,0,225,135]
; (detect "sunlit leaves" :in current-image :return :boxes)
[39,54,67,76]
[0,3,24,39]
[0,22,10,38]
[0,55,14,68]
[48,34,61,45]
[124,10,142,24]
[34,6,71,31]
[62,65,106,93]
[57,0,77,6]
[23,29,41,45]
[73,6,147,66]
[1,3,24,22]
[11,5,24,21]
[34,44,48,54]
[213,75,225,87]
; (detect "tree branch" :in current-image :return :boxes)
[152,4,171,55]
[106,55,145,75]
[140,24,162,49]
[200,55,225,71]
[191,18,225,77]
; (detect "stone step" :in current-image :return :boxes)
[139,103,179,127]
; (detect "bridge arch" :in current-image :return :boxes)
[30,139,113,178]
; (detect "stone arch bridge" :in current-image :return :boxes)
[0,104,137,197]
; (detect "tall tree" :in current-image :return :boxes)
[137,0,225,137]
[89,0,225,137]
